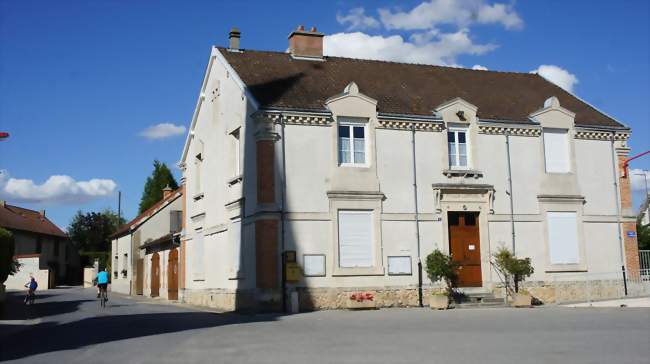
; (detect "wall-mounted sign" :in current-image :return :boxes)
[388,256,412,275]
[627,231,636,238]
[468,244,476,251]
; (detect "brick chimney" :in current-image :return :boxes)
[288,25,324,59]
[229,27,241,50]
[163,185,173,199]
[39,210,45,218]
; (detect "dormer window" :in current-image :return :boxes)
[448,128,469,169]
[338,121,366,166]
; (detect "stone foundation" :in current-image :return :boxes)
[180,288,281,312]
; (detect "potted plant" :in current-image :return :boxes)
[425,249,457,310]
[121,269,128,278]
[492,248,534,307]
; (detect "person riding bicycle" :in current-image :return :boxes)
[96,268,109,300]
[24,276,38,304]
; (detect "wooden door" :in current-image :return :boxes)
[448,212,482,287]
[151,253,160,297]
[167,248,179,301]
[135,259,144,295]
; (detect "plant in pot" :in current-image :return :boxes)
[425,249,457,310]
[492,247,534,307]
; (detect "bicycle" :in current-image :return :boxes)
[98,284,108,308]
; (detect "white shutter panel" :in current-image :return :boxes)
[192,232,205,280]
[544,131,570,173]
[230,221,242,274]
[338,211,373,268]
[547,212,579,264]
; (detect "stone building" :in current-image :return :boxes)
[110,187,183,299]
[178,26,640,311]
[1,201,79,289]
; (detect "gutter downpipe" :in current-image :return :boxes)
[610,132,628,295]
[280,113,288,311]
[411,125,423,307]
[505,132,517,292]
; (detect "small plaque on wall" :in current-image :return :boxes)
[388,256,412,276]
[303,254,326,277]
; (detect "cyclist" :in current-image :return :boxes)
[24,276,38,304]
[96,268,109,302]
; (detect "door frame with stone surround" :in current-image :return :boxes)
[434,184,494,290]
[448,211,482,287]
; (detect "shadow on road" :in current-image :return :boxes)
[0,310,279,361]
[1,291,93,321]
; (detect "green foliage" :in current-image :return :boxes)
[425,249,457,295]
[67,209,125,253]
[637,222,650,251]
[0,227,20,283]
[138,160,179,214]
[492,247,534,294]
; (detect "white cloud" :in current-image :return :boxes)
[531,65,579,92]
[379,0,523,31]
[324,29,497,66]
[139,123,186,140]
[337,7,380,31]
[630,168,650,193]
[472,64,488,70]
[0,170,117,204]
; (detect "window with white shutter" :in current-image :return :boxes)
[338,211,373,268]
[547,212,579,264]
[192,230,205,280]
[230,221,242,277]
[543,130,570,173]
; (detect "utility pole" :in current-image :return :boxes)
[118,191,122,222]
[634,170,649,198]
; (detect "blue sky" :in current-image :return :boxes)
[0,0,648,228]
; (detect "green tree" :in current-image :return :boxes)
[138,160,178,213]
[425,249,458,295]
[67,209,125,253]
[492,247,534,294]
[0,228,20,283]
[637,222,650,250]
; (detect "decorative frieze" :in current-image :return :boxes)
[574,130,630,141]
[255,111,333,126]
[377,119,443,131]
[478,125,541,137]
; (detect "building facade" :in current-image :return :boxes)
[1,201,78,289]
[178,26,641,311]
[110,187,183,299]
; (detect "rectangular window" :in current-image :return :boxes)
[338,123,366,165]
[338,210,373,268]
[547,212,579,264]
[230,128,241,176]
[192,230,205,280]
[303,254,326,277]
[447,129,468,168]
[53,240,59,256]
[230,220,242,276]
[36,237,42,254]
[543,130,570,173]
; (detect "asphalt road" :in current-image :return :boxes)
[1,287,649,364]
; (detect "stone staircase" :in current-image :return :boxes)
[451,289,507,309]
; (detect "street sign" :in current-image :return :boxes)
[627,231,636,238]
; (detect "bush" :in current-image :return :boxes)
[0,228,20,283]
[425,249,457,296]
[492,247,534,294]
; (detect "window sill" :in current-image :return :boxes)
[339,163,370,169]
[227,174,243,187]
[545,263,587,273]
[442,169,483,178]
[193,193,205,201]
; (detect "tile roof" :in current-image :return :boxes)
[219,48,624,128]
[110,188,182,239]
[0,203,67,238]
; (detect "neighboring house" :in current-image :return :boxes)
[0,200,79,290]
[110,187,183,300]
[178,26,641,311]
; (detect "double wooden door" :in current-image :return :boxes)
[448,212,482,287]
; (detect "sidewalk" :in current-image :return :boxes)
[563,296,650,308]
